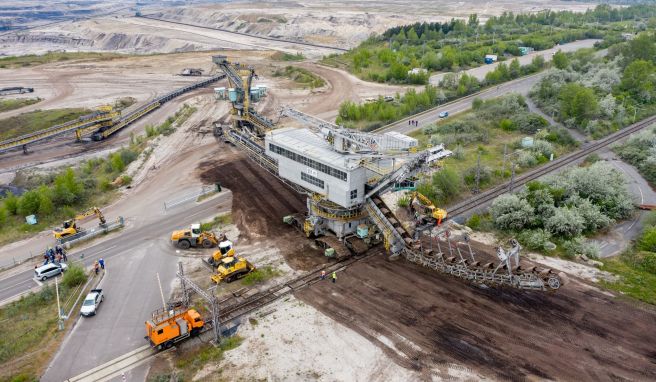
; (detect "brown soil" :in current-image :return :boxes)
[296,254,656,381]
[197,144,327,271]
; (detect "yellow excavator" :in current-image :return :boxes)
[53,207,106,239]
[211,255,255,284]
[409,191,447,225]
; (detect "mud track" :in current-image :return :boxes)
[296,254,656,381]
[197,144,327,270]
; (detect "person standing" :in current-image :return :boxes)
[94,261,99,275]
[331,271,336,283]
[62,250,68,262]
[99,258,105,270]
[320,270,326,280]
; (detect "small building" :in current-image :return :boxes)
[518,46,535,56]
[407,68,428,76]
[214,87,227,100]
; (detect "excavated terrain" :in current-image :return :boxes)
[296,254,656,381]
[197,143,327,271]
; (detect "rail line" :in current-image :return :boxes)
[447,114,656,218]
[0,74,225,154]
[137,15,348,52]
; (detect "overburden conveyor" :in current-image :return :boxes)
[0,74,226,154]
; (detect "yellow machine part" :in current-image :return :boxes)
[211,256,255,283]
[411,191,448,221]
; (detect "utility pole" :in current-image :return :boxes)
[473,150,481,194]
[509,162,516,193]
[502,144,507,177]
[55,276,63,331]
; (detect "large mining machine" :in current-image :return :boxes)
[212,55,274,140]
[212,58,563,291]
[53,207,106,239]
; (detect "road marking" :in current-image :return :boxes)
[0,278,35,293]
[187,210,209,219]
[81,245,118,261]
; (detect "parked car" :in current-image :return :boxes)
[80,289,104,317]
[438,111,449,118]
[34,263,68,281]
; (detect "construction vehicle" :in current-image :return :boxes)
[408,191,447,225]
[170,224,219,249]
[145,305,204,350]
[206,239,235,266]
[181,68,203,76]
[211,256,255,283]
[53,207,106,239]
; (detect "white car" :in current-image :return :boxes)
[80,289,104,317]
[34,263,68,281]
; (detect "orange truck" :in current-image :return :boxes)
[145,306,204,350]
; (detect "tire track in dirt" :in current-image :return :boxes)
[296,254,656,381]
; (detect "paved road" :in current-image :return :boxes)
[429,39,599,84]
[36,195,230,381]
[376,72,546,134]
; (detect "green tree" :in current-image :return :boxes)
[3,192,19,215]
[110,152,126,172]
[621,60,655,102]
[0,205,7,228]
[509,58,521,79]
[626,32,656,63]
[407,28,419,41]
[37,185,54,215]
[559,83,598,124]
[17,190,40,216]
[431,168,462,203]
[552,50,569,70]
[53,168,84,206]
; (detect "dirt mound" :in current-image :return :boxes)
[296,254,656,381]
[197,144,326,270]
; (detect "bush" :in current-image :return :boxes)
[62,264,87,288]
[545,207,585,238]
[431,168,462,203]
[242,266,280,286]
[397,196,410,208]
[490,194,534,231]
[562,236,600,259]
[17,190,40,216]
[517,229,552,250]
[4,192,19,215]
[638,226,656,252]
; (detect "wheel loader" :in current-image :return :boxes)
[170,224,220,249]
[211,256,255,284]
[207,239,235,266]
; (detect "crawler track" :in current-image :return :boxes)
[448,114,656,218]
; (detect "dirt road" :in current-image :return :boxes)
[297,254,656,381]
[197,145,327,270]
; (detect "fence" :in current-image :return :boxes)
[164,185,219,210]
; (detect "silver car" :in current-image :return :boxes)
[34,263,68,281]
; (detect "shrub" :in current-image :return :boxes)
[562,236,600,259]
[4,192,19,215]
[490,194,534,231]
[517,229,552,250]
[431,168,462,203]
[639,226,656,252]
[62,264,87,288]
[17,190,40,216]
[545,207,585,238]
[452,145,465,160]
[397,196,410,208]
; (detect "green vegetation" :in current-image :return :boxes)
[0,51,124,69]
[241,266,281,286]
[200,213,232,232]
[272,51,305,61]
[322,4,656,85]
[488,163,633,257]
[273,66,325,88]
[0,108,91,141]
[0,268,90,381]
[155,336,243,380]
[62,264,86,288]
[0,103,197,245]
[411,94,575,206]
[530,31,656,138]
[614,125,656,185]
[599,211,656,304]
[144,104,196,138]
[0,98,41,113]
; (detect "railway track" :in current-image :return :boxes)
[448,114,656,218]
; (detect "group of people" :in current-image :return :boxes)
[43,245,67,265]
[93,258,105,275]
[408,119,420,127]
[320,270,337,283]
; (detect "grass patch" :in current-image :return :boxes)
[241,266,281,286]
[0,108,91,141]
[600,257,656,305]
[0,98,41,113]
[199,213,232,232]
[144,104,196,138]
[0,268,91,381]
[0,51,125,69]
[271,51,305,61]
[273,66,325,89]
[171,336,243,380]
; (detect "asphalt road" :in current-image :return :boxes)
[376,72,546,135]
[0,193,228,381]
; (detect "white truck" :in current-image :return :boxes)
[80,289,104,317]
